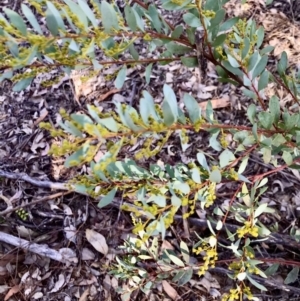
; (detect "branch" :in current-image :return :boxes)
[0,232,77,264]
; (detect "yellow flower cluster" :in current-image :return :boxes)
[193,240,218,276]
[220,130,229,148]
[222,286,253,301]
[202,10,216,18]
[205,182,216,207]
[236,221,259,238]
[229,168,239,181]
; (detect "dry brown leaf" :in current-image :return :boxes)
[199,97,230,111]
[79,288,90,301]
[162,280,179,300]
[86,229,108,255]
[33,109,49,126]
[97,88,120,102]
[4,285,21,301]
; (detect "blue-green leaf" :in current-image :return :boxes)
[4,8,27,36]
[101,1,120,33]
[163,84,178,119]
[140,91,160,124]
[114,66,127,89]
[46,1,66,31]
[209,169,221,183]
[145,63,153,85]
[183,93,201,124]
[45,10,59,36]
[21,4,43,34]
[64,0,88,30]
[78,0,98,27]
[98,188,117,208]
[12,77,33,92]
[65,144,90,167]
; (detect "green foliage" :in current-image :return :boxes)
[2,0,300,299]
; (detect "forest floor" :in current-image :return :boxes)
[0,0,300,300]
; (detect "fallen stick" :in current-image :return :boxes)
[0,232,76,263]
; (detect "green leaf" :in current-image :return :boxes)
[21,4,43,34]
[180,241,190,264]
[256,26,265,48]
[254,203,268,218]
[171,195,182,206]
[12,77,33,92]
[241,37,250,59]
[114,66,127,89]
[64,0,88,30]
[98,188,117,208]
[4,8,27,36]
[258,112,274,129]
[180,57,198,67]
[272,134,286,147]
[149,194,166,207]
[148,4,162,33]
[45,10,59,36]
[282,151,293,165]
[71,113,93,126]
[252,55,268,79]
[191,168,201,183]
[264,263,279,277]
[242,88,257,99]
[61,7,77,32]
[206,100,214,122]
[171,25,184,38]
[219,149,235,168]
[168,253,185,267]
[227,54,240,68]
[46,1,66,31]
[283,111,299,130]
[222,61,243,77]
[284,267,299,284]
[183,13,201,27]
[212,33,227,47]
[69,39,80,52]
[60,120,83,137]
[247,104,256,124]
[163,84,178,119]
[129,44,139,60]
[77,0,98,27]
[209,169,221,183]
[269,96,280,123]
[258,70,269,91]
[132,9,144,32]
[162,100,176,126]
[124,5,137,31]
[247,51,259,72]
[101,1,120,33]
[246,275,267,291]
[177,268,193,286]
[260,45,274,56]
[183,93,201,124]
[173,181,190,194]
[65,144,90,167]
[145,63,153,85]
[277,51,288,75]
[166,42,192,55]
[197,152,210,172]
[140,91,160,125]
[219,17,239,31]
[210,9,225,26]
